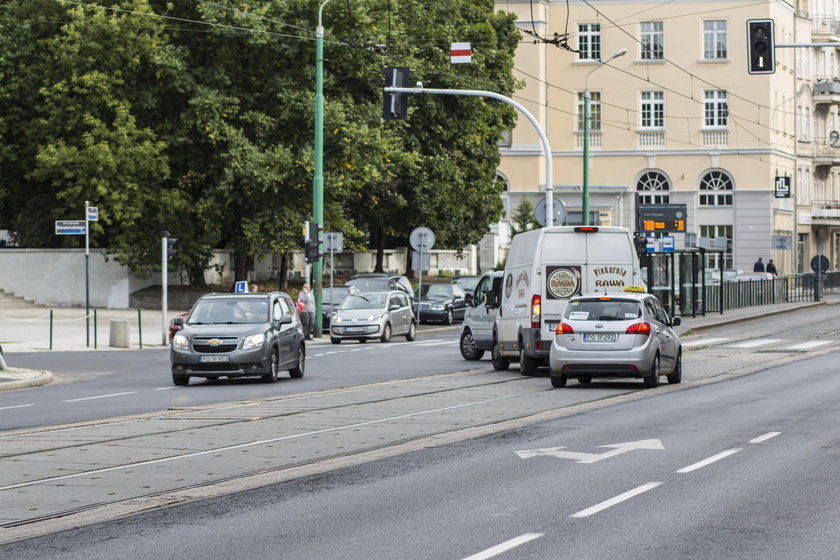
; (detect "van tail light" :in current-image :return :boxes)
[556,322,574,334]
[531,295,541,329]
[625,322,651,336]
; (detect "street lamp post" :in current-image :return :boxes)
[583,48,626,226]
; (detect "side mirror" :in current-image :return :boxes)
[171,317,184,327]
[464,293,473,306]
[390,303,401,311]
[485,290,499,308]
[277,315,293,326]
[671,317,681,327]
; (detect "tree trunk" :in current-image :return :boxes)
[277,251,289,292]
[374,227,385,273]
[233,248,248,285]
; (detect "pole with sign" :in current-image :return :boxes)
[410,227,435,318]
[324,232,343,322]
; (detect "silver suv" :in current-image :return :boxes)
[458,270,504,362]
[170,292,305,385]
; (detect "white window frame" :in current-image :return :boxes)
[636,171,670,205]
[640,22,664,60]
[704,90,728,128]
[699,170,734,207]
[578,24,601,61]
[641,91,664,129]
[703,20,727,60]
[577,91,602,131]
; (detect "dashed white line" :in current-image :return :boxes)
[154,386,177,391]
[462,533,544,560]
[750,432,781,444]
[0,404,33,410]
[676,448,742,474]
[681,337,730,348]
[784,340,832,351]
[62,392,136,403]
[727,339,780,348]
[571,482,663,518]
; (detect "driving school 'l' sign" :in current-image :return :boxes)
[451,42,471,64]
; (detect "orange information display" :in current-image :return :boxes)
[637,204,687,234]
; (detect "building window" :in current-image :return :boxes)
[703,20,727,59]
[701,225,733,269]
[578,24,601,61]
[641,91,664,128]
[640,22,664,60]
[704,90,728,127]
[636,170,670,204]
[699,170,734,206]
[577,92,601,131]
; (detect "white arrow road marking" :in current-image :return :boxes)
[516,439,664,463]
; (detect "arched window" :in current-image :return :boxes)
[699,170,733,206]
[636,170,670,204]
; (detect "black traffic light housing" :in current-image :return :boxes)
[305,221,324,263]
[747,19,775,75]
[383,67,410,120]
[633,234,648,256]
[166,237,178,259]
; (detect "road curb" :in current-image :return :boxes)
[0,368,53,391]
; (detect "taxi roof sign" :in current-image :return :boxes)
[623,286,646,293]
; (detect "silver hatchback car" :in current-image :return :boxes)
[329,290,417,344]
[548,292,681,389]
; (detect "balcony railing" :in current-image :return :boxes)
[812,16,840,38]
[639,131,665,147]
[703,129,728,147]
[811,138,840,165]
[575,131,602,149]
[812,200,840,219]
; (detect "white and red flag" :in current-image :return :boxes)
[450,42,472,64]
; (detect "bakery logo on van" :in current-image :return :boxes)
[593,265,629,288]
[546,266,581,299]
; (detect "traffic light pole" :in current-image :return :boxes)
[384,84,554,226]
[311,1,330,338]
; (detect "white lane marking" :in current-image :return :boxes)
[62,392,136,403]
[676,448,742,473]
[0,395,516,491]
[462,533,544,560]
[154,386,177,391]
[570,482,663,518]
[727,339,780,348]
[783,340,832,351]
[0,404,33,410]
[681,337,729,348]
[750,432,781,444]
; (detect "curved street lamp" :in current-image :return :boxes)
[583,48,626,226]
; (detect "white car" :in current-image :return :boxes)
[549,292,682,389]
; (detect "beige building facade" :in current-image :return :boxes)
[487,0,840,275]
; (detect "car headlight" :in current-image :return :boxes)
[172,334,189,350]
[368,313,384,321]
[333,315,343,324]
[430,304,445,311]
[242,333,265,350]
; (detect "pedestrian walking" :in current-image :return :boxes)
[297,283,316,340]
[753,257,765,272]
[766,259,777,275]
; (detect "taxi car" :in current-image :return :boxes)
[548,290,681,389]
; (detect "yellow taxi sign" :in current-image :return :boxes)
[623,285,646,293]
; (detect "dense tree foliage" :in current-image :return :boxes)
[0,0,520,283]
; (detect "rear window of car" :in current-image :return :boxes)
[564,299,642,321]
[346,278,388,292]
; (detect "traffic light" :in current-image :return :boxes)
[383,67,410,120]
[747,19,775,75]
[305,221,324,263]
[167,237,178,259]
[633,235,648,256]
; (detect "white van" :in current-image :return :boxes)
[486,226,645,374]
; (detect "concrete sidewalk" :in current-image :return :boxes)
[1,298,837,392]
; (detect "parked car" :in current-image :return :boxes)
[321,285,360,332]
[415,283,467,324]
[450,275,482,294]
[346,273,415,303]
[170,291,305,386]
[459,270,505,361]
[548,291,681,389]
[329,290,416,344]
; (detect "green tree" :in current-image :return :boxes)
[510,199,538,237]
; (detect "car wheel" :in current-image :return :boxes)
[459,329,484,360]
[643,353,660,388]
[289,344,305,378]
[667,351,682,384]
[550,374,567,388]
[519,347,537,376]
[330,337,341,344]
[261,348,279,383]
[491,342,510,371]
[444,309,453,325]
[405,321,417,341]
[380,323,392,343]
[578,376,592,384]
[172,374,189,386]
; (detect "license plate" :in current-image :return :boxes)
[345,327,365,333]
[546,323,558,333]
[583,333,617,342]
[198,355,230,363]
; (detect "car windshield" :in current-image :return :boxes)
[564,299,642,321]
[340,294,387,310]
[452,277,480,292]
[323,288,351,303]
[417,284,452,298]
[346,278,389,292]
[188,298,269,324]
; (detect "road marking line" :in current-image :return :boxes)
[676,448,742,473]
[0,395,516,491]
[462,533,544,560]
[62,392,136,403]
[571,482,662,518]
[154,387,177,391]
[750,432,781,443]
[0,404,33,410]
[783,341,832,351]
[727,339,780,348]
[681,337,729,348]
